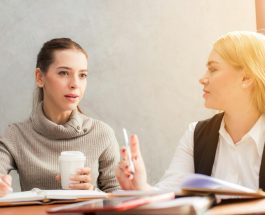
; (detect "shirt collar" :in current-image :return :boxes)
[247,115,265,157]
[219,115,265,157]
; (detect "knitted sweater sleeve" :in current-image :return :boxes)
[0,126,17,175]
[97,127,120,192]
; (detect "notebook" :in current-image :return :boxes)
[180,174,265,198]
[0,188,108,206]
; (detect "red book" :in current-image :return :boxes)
[47,192,175,214]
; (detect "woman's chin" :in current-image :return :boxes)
[64,103,78,111]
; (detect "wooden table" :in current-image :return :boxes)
[0,204,67,215]
[3,199,265,215]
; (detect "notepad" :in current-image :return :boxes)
[180,174,265,198]
[0,188,108,206]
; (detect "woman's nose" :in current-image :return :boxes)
[69,76,79,89]
[199,77,209,85]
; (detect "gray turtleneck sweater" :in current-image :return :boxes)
[0,103,120,192]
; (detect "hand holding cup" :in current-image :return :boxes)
[58,151,94,190]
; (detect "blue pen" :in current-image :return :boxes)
[122,128,135,174]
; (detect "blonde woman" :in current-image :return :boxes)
[116,31,265,191]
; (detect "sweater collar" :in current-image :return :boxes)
[31,103,92,140]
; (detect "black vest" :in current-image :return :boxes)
[193,113,265,190]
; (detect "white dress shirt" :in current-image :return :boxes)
[155,115,265,191]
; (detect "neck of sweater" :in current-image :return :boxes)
[31,102,92,140]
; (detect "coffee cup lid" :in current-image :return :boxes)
[59,151,86,160]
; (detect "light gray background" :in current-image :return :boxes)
[0,0,255,191]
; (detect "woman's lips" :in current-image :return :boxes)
[203,89,210,98]
[64,94,79,102]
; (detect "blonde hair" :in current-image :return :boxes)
[213,31,265,114]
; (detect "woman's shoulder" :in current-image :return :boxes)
[187,113,224,129]
[1,118,31,146]
[3,118,31,136]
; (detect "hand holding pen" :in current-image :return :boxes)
[0,175,13,197]
[122,128,135,176]
[115,130,152,190]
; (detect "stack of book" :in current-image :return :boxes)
[1,174,265,214]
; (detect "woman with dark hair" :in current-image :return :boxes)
[0,38,120,196]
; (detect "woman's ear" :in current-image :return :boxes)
[241,74,254,88]
[35,68,44,88]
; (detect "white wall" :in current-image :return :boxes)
[0,0,255,190]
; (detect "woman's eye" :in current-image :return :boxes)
[58,71,68,76]
[80,73,87,79]
[208,68,217,73]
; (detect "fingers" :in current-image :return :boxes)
[69,182,94,190]
[77,167,91,175]
[120,146,128,161]
[0,175,13,196]
[115,166,134,190]
[120,147,134,175]
[68,167,93,190]
[70,174,92,183]
[117,154,134,180]
[2,175,12,186]
[70,167,92,190]
[130,134,141,159]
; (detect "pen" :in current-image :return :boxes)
[122,128,135,175]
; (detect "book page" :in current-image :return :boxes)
[0,190,44,203]
[44,189,107,199]
[111,189,168,197]
[0,188,107,205]
[181,174,255,192]
[180,174,265,197]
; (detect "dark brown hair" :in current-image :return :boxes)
[36,38,88,73]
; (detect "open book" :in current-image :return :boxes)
[0,188,108,206]
[180,174,265,198]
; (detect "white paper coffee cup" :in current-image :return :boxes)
[59,151,86,189]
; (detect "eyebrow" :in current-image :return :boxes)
[206,61,219,67]
[56,66,88,72]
